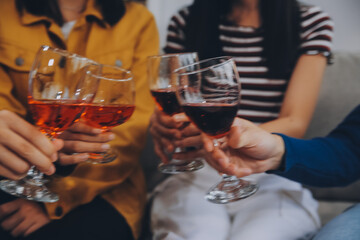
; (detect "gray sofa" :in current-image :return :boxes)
[139,51,360,236]
[304,51,360,224]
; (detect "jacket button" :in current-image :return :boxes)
[115,59,122,67]
[55,206,63,217]
[15,57,24,66]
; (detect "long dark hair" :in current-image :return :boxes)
[184,0,301,78]
[15,0,126,26]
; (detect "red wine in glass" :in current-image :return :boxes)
[148,52,204,174]
[175,56,258,204]
[182,103,238,139]
[151,89,183,116]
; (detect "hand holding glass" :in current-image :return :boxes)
[80,64,135,164]
[148,53,204,174]
[0,46,97,202]
[175,56,258,203]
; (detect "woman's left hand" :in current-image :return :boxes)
[172,116,205,160]
[0,199,50,237]
[57,121,115,165]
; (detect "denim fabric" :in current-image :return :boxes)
[314,204,360,240]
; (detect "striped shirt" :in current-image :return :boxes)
[164,4,334,124]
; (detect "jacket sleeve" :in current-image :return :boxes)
[273,105,360,187]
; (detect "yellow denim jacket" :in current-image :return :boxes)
[0,0,158,238]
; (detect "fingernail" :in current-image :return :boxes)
[92,128,102,134]
[108,133,115,140]
[45,165,56,175]
[101,144,111,151]
[173,113,187,122]
[173,115,182,122]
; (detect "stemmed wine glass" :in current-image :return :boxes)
[148,52,204,174]
[80,64,135,164]
[175,56,258,204]
[0,46,98,202]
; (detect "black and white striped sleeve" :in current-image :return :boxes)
[299,5,334,63]
[163,7,189,53]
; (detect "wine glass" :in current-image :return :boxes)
[175,56,258,204]
[148,52,204,174]
[0,46,98,202]
[80,64,135,164]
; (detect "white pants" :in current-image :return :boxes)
[151,163,320,240]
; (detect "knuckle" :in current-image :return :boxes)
[73,133,86,141]
[13,162,31,176]
[18,206,28,214]
[17,142,35,159]
[70,142,83,152]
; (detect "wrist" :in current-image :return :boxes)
[270,134,286,171]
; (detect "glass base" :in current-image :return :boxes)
[205,177,258,204]
[87,149,117,164]
[158,159,204,174]
[0,179,59,203]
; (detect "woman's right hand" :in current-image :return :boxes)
[149,108,184,163]
[0,110,63,180]
[150,108,205,163]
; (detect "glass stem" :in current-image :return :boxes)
[212,136,227,148]
[222,174,238,181]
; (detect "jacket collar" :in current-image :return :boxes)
[20,0,108,27]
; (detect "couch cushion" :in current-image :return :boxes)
[305,51,360,201]
[305,52,360,138]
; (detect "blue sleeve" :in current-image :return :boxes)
[272,104,360,187]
